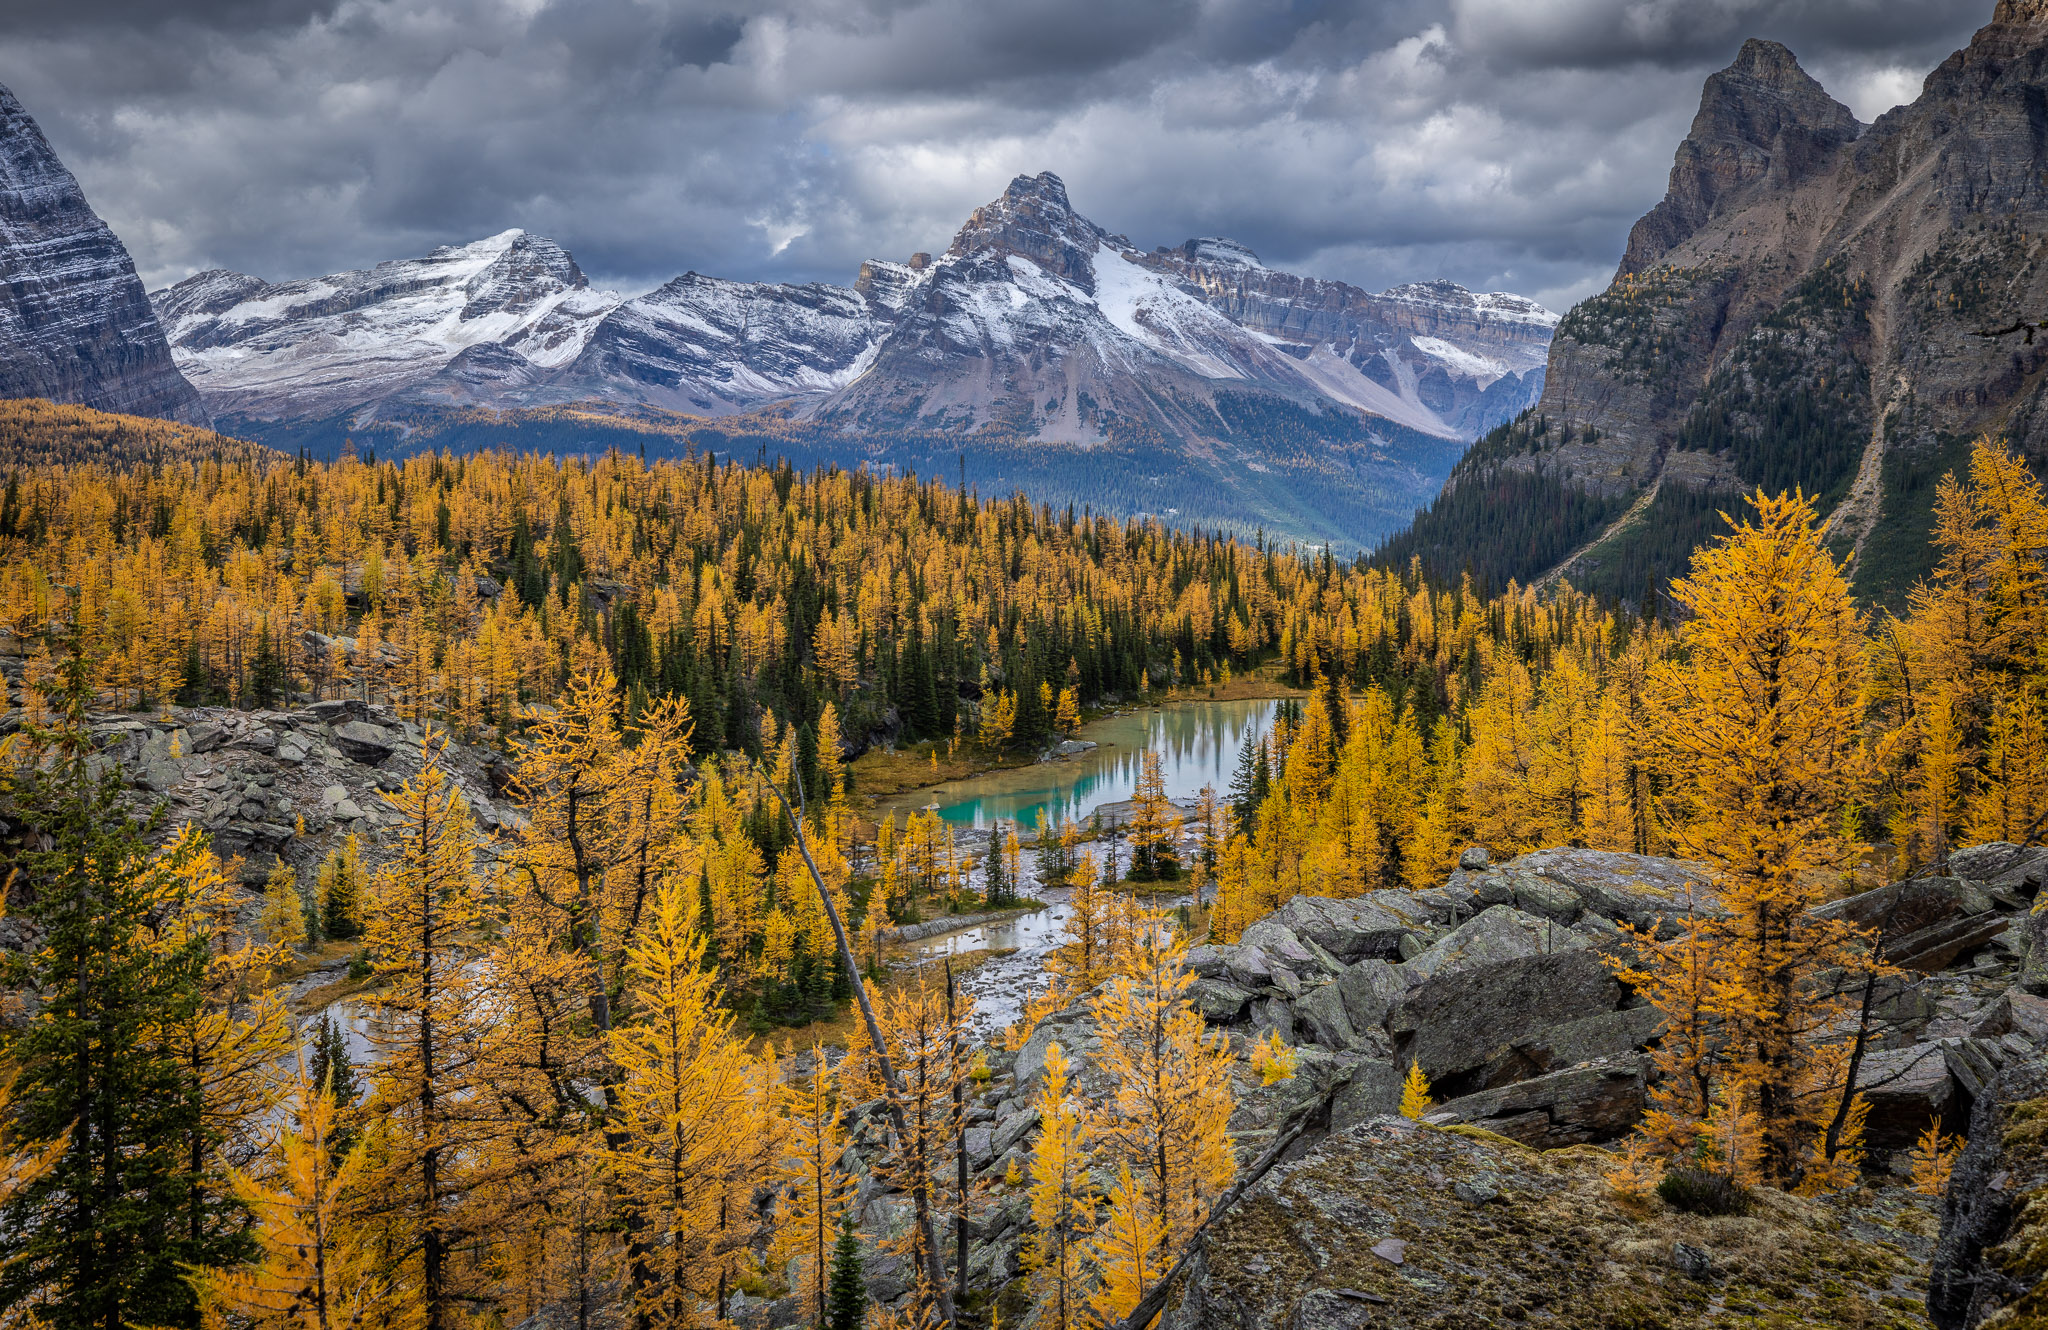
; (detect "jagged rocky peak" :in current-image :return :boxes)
[946,170,1109,289]
[853,258,921,313]
[1165,237,1265,269]
[458,230,589,319]
[1621,38,1861,273]
[1996,0,2048,24]
[0,81,209,426]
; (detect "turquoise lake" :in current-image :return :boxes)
[874,698,1279,832]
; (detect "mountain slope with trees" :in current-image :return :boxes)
[1384,0,2048,608]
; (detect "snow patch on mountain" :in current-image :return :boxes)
[1089,244,1252,381]
[1410,335,1511,382]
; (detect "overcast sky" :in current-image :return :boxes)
[0,0,1992,313]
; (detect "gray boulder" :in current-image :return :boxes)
[1468,1004,1665,1093]
[1947,842,2048,896]
[1237,918,1339,985]
[1269,892,1442,963]
[1855,1043,1957,1148]
[1400,904,1589,984]
[1390,949,1623,1092]
[1295,960,1405,1052]
[332,720,396,762]
[1328,1058,1404,1132]
[1189,977,1256,1022]
[1182,944,1233,978]
[1506,846,1718,932]
[1013,1010,1096,1100]
[1428,1056,1650,1146]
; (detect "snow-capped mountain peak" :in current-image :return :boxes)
[152,229,623,418]
[147,169,1555,450]
[1170,238,1265,269]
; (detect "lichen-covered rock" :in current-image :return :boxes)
[1398,904,1590,983]
[1294,962,1403,1053]
[1167,1114,1936,1330]
[1505,846,1720,933]
[1427,1059,1650,1146]
[1930,1053,2048,1328]
[1268,894,1442,964]
[1466,1004,1664,1093]
[1389,949,1623,1091]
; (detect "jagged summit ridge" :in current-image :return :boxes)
[0,82,208,426]
[946,170,1114,291]
[1620,38,1861,274]
[153,227,625,419]
[1387,0,2048,605]
[147,168,1554,451]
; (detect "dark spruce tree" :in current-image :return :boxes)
[826,1218,866,1330]
[0,644,234,1330]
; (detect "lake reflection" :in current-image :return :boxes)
[875,698,1278,831]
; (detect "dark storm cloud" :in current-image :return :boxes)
[0,0,1994,313]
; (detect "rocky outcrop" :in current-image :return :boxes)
[1930,1053,2048,1328]
[0,82,207,427]
[1166,1114,1939,1330]
[1166,843,2042,1152]
[1391,0,2048,605]
[1619,39,1862,276]
[44,699,513,931]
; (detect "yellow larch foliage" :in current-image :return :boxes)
[1399,1061,1432,1121]
[1025,1042,1095,1330]
[258,857,307,952]
[1082,1163,1168,1330]
[194,1068,397,1330]
[604,877,761,1330]
[1645,491,1879,1185]
[1909,1122,1963,1197]
[358,732,492,1330]
[1087,912,1236,1254]
[775,1044,855,1327]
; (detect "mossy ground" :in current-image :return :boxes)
[1195,1119,1936,1329]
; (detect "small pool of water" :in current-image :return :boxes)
[909,888,1194,1037]
[875,698,1277,832]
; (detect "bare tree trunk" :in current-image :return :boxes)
[756,761,958,1329]
[948,962,967,1308]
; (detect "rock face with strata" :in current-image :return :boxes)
[0,82,207,427]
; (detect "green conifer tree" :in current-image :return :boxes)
[826,1218,865,1330]
[0,643,232,1330]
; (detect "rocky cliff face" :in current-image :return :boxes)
[1147,249,1554,440]
[1390,0,2048,605]
[0,83,208,427]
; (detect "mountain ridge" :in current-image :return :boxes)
[1380,0,2048,606]
[146,171,1555,454]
